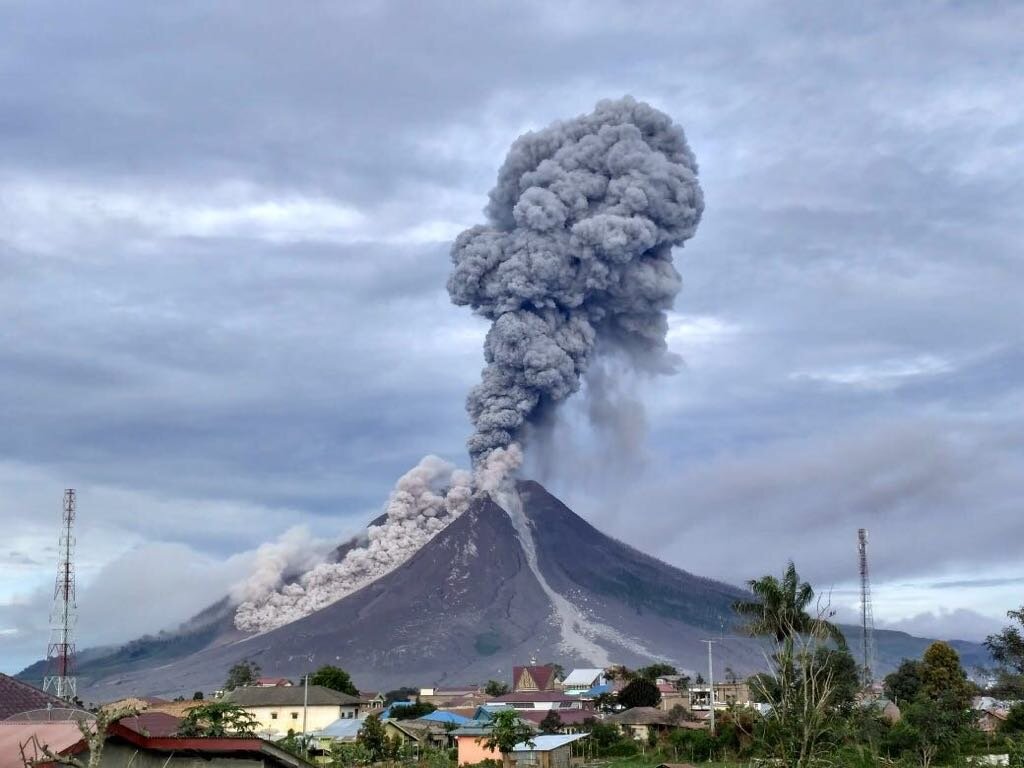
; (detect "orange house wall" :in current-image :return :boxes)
[457,735,500,765]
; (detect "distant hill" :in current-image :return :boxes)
[18,480,991,699]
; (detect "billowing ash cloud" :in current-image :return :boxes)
[234,451,521,632]
[448,96,704,462]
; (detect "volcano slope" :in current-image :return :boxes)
[32,481,990,699]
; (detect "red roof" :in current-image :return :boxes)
[104,720,313,766]
[0,674,69,721]
[117,712,182,738]
[0,722,86,768]
[512,666,560,692]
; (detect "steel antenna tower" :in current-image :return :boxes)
[43,489,77,700]
[858,528,877,686]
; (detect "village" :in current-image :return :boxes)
[3,640,1023,768]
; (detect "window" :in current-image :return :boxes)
[271,713,278,720]
[291,712,299,720]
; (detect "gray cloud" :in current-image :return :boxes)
[1,0,1022,670]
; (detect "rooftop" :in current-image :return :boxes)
[513,734,588,752]
[0,674,70,721]
[228,685,362,707]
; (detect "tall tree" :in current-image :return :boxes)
[479,709,535,768]
[357,714,388,762]
[733,561,846,649]
[618,678,662,709]
[224,659,261,691]
[919,641,973,711]
[987,606,1024,691]
[884,659,923,705]
[637,663,677,681]
[308,665,359,696]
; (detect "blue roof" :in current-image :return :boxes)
[582,683,612,697]
[313,719,363,739]
[418,711,472,725]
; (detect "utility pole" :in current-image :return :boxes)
[302,673,309,755]
[702,639,717,735]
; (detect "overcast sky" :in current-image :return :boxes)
[2,0,1022,673]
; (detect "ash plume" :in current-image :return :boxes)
[448,96,704,463]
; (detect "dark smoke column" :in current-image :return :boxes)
[448,97,704,464]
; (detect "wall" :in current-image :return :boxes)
[243,704,353,739]
[457,735,499,765]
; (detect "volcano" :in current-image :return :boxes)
[20,481,990,699]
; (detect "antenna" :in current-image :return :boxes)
[43,489,77,700]
[858,528,876,686]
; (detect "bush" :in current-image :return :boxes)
[603,739,640,757]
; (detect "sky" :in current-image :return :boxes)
[1,0,1022,673]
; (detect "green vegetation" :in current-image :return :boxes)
[176,701,258,737]
[484,679,510,696]
[389,699,437,720]
[223,658,261,691]
[309,664,359,696]
[479,709,534,768]
[618,677,662,709]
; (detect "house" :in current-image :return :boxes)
[227,684,363,739]
[605,707,705,741]
[510,733,588,768]
[312,717,364,747]
[688,681,750,711]
[657,682,688,711]
[513,665,563,693]
[561,669,606,694]
[0,673,69,721]
[2,712,314,768]
[978,708,1009,733]
[384,719,448,749]
[485,691,591,711]
[419,685,485,707]
[256,677,294,687]
[360,691,386,710]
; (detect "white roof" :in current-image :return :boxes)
[562,668,604,686]
[513,734,588,752]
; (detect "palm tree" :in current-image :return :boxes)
[733,560,847,648]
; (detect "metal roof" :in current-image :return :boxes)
[513,734,588,752]
[228,685,362,707]
[562,669,604,687]
[418,710,472,725]
[314,718,364,739]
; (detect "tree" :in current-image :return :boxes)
[884,659,923,705]
[811,647,861,714]
[20,707,137,768]
[485,680,510,696]
[617,678,661,709]
[539,709,563,734]
[389,699,436,720]
[385,686,419,704]
[919,641,972,710]
[357,713,388,762]
[889,695,972,768]
[733,560,846,650]
[192,690,204,700]
[479,709,535,768]
[1003,704,1024,736]
[695,673,706,685]
[224,659,261,691]
[637,663,677,681]
[177,701,258,737]
[987,606,1024,698]
[309,665,359,696]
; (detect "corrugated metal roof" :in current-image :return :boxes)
[314,718,364,739]
[513,734,588,751]
[562,669,604,687]
[0,721,85,768]
[228,685,362,707]
[418,710,472,725]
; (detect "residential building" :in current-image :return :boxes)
[419,685,484,707]
[657,682,688,711]
[359,691,386,710]
[561,669,606,694]
[510,733,588,768]
[512,665,563,693]
[256,677,294,687]
[688,681,751,711]
[606,707,704,741]
[979,708,1009,733]
[227,684,362,739]
[485,691,592,711]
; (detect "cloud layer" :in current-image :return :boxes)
[2,0,1022,670]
